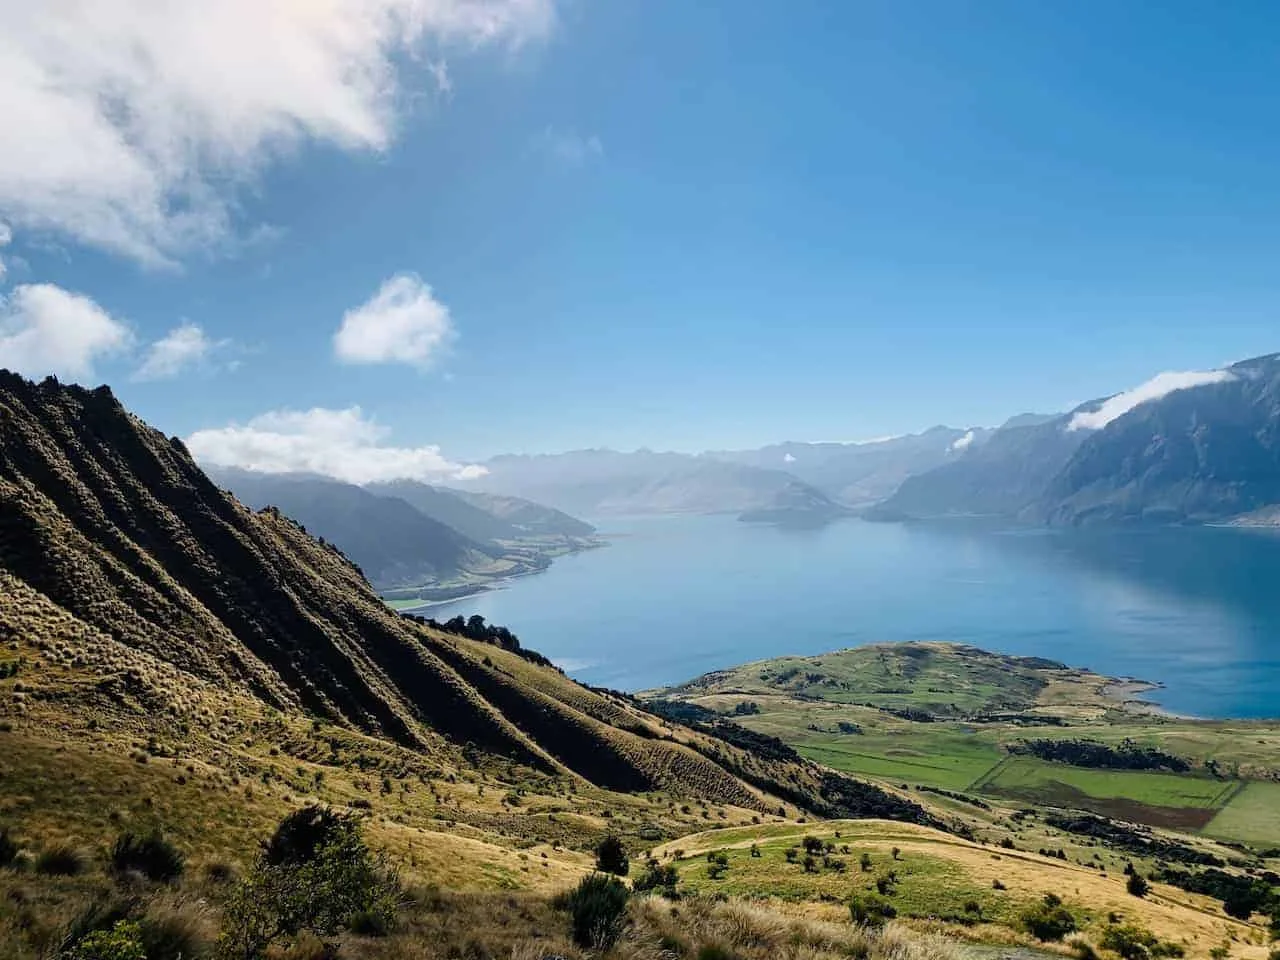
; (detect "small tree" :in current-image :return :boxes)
[595,836,629,876]
[633,859,679,896]
[1101,924,1160,960]
[1127,873,1150,898]
[860,852,873,872]
[216,806,399,960]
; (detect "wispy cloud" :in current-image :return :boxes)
[950,430,975,451]
[0,0,555,265]
[532,127,604,168]
[1069,369,1236,431]
[334,273,454,369]
[0,283,131,379]
[133,321,228,381]
[188,406,485,484]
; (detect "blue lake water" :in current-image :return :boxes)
[424,516,1280,719]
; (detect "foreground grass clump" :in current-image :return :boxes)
[563,873,631,949]
[109,832,185,883]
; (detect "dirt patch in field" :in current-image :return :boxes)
[986,780,1217,830]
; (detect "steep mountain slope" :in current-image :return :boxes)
[0,371,940,828]
[206,467,504,588]
[710,427,991,505]
[870,414,1088,519]
[461,449,840,517]
[1035,353,1280,525]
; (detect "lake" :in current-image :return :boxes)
[423,515,1280,719]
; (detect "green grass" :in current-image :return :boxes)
[797,732,1002,791]
[1202,782,1280,848]
[972,756,1235,829]
[670,833,1025,925]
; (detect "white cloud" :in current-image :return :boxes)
[533,127,604,167]
[1069,369,1236,431]
[0,0,555,265]
[0,283,131,379]
[334,273,453,368]
[950,430,975,452]
[133,321,223,381]
[0,221,10,282]
[188,406,485,484]
[783,452,796,463]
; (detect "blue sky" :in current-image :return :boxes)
[2,1,1279,478]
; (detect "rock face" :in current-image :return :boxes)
[873,353,1280,526]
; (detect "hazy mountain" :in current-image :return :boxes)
[738,478,853,525]
[460,449,841,518]
[443,487,596,537]
[1035,353,1280,525]
[366,480,532,543]
[709,426,991,505]
[206,468,506,589]
[870,413,1090,520]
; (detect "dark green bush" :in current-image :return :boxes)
[348,907,393,936]
[848,893,897,927]
[595,836,629,876]
[1101,924,1160,960]
[1021,896,1077,942]
[0,827,17,868]
[633,859,680,896]
[110,832,185,882]
[697,945,735,960]
[37,844,88,876]
[216,806,399,960]
[1127,873,1150,898]
[566,873,630,949]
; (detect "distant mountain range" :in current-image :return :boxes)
[206,468,599,593]
[875,352,1280,525]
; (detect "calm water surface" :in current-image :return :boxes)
[425,516,1280,718]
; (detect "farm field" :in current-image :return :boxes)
[1202,781,1280,848]
[651,642,1280,847]
[796,731,1002,791]
[972,757,1239,828]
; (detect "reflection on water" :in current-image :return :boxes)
[426,516,1280,718]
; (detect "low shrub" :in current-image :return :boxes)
[1100,924,1160,960]
[848,893,897,927]
[110,831,185,882]
[1022,895,1077,942]
[67,920,147,960]
[0,827,17,868]
[37,844,88,876]
[566,873,630,949]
